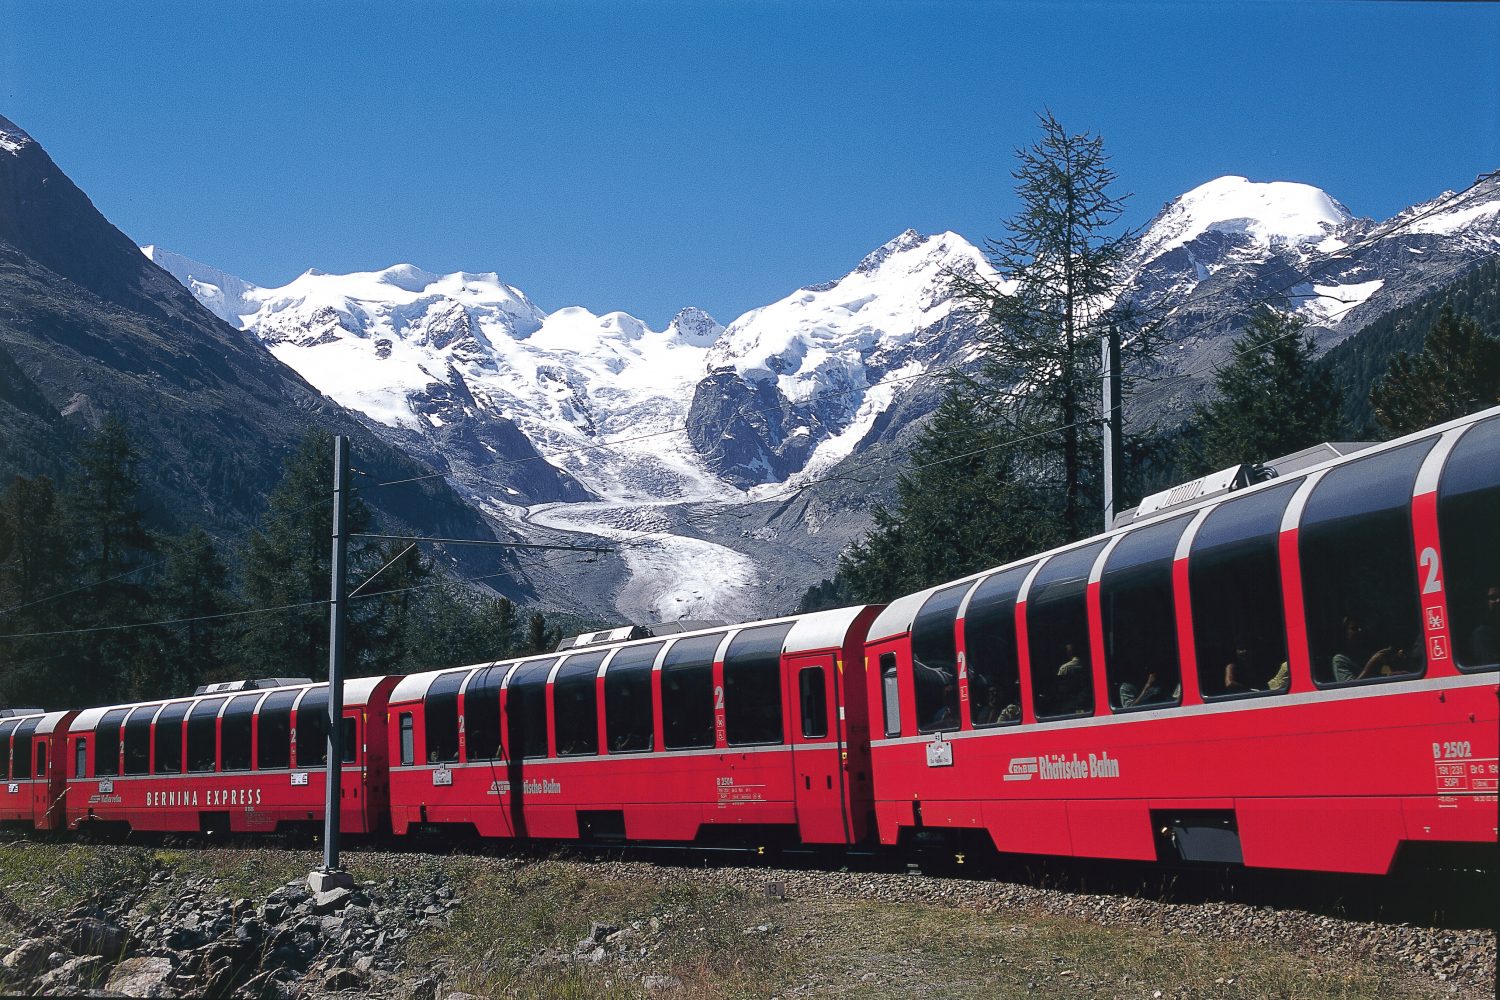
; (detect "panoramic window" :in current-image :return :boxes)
[10,719,38,782]
[604,642,661,753]
[122,705,158,776]
[911,583,971,732]
[962,565,1029,727]
[661,634,723,750]
[799,666,828,739]
[255,691,296,771]
[0,720,19,780]
[1190,483,1296,699]
[1438,416,1500,672]
[723,623,793,746]
[423,671,467,764]
[94,708,129,777]
[1027,542,1107,720]
[220,694,260,772]
[154,701,191,774]
[295,688,329,768]
[554,652,606,757]
[187,698,227,773]
[1302,441,1434,687]
[464,665,506,761]
[1102,516,1189,711]
[506,660,556,760]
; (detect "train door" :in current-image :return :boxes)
[788,651,853,844]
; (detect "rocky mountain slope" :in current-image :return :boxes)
[145,170,1499,621]
[0,116,526,596]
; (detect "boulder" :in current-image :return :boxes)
[67,917,130,958]
[2,937,63,977]
[105,955,175,997]
[37,954,107,992]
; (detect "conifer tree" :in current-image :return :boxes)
[241,431,375,678]
[953,111,1149,542]
[148,526,239,698]
[836,383,1054,601]
[1371,304,1500,437]
[1192,308,1345,471]
[0,474,77,706]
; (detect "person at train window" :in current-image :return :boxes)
[972,684,1001,726]
[1471,585,1500,665]
[1053,641,1089,714]
[1130,672,1168,706]
[998,702,1020,722]
[1330,616,1402,682]
[1223,661,1256,695]
[929,679,960,728]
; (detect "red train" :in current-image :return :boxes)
[19,407,1500,875]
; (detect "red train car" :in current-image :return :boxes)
[64,677,397,836]
[0,710,75,830]
[863,407,1500,874]
[386,606,880,847]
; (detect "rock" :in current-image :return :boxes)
[68,917,130,958]
[312,887,353,914]
[587,922,619,943]
[410,977,438,1000]
[259,902,285,925]
[443,993,490,1000]
[321,967,360,991]
[106,955,175,997]
[642,974,682,994]
[3,938,61,977]
[37,954,107,991]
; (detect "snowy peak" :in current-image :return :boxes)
[142,245,262,326]
[0,114,35,155]
[666,307,723,348]
[1136,175,1353,263]
[1389,173,1500,239]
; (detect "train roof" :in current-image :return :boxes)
[72,676,393,731]
[867,403,1500,644]
[33,711,75,736]
[390,604,879,703]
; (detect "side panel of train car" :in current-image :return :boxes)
[0,711,75,829]
[386,606,880,846]
[865,410,1500,875]
[63,678,398,835]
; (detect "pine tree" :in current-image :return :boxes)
[1370,304,1500,437]
[526,612,547,654]
[836,383,1054,601]
[0,474,77,706]
[148,526,239,698]
[952,111,1150,542]
[241,431,374,679]
[1192,308,1345,471]
[70,416,156,703]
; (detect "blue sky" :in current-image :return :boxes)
[3,1,1496,327]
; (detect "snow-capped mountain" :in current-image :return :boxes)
[143,172,1500,620]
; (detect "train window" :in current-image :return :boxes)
[1302,440,1435,687]
[1190,483,1296,699]
[342,717,356,764]
[880,652,900,737]
[122,706,157,775]
[963,566,1029,727]
[604,642,662,753]
[221,695,259,772]
[154,702,190,774]
[1027,541,1107,720]
[187,698,226,772]
[1103,517,1189,711]
[1438,416,1500,672]
[424,671,467,765]
[35,741,46,779]
[11,719,38,781]
[399,713,414,766]
[799,667,828,739]
[94,709,128,776]
[661,634,722,750]
[464,665,506,761]
[296,688,330,768]
[256,691,296,770]
[506,660,555,760]
[555,652,606,757]
[75,738,85,778]
[724,623,793,747]
[912,583,971,732]
[0,720,17,779]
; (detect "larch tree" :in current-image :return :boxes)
[1371,304,1500,437]
[1193,307,1346,471]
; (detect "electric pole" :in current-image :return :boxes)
[311,434,352,896]
[1101,325,1124,531]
